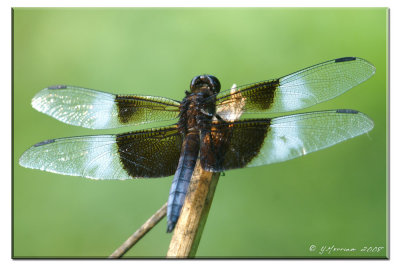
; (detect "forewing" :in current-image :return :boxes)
[32,85,181,129]
[19,126,183,179]
[201,110,374,172]
[216,57,375,117]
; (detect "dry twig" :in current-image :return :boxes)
[166,161,220,258]
[109,202,167,258]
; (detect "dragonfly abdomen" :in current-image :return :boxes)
[166,132,200,232]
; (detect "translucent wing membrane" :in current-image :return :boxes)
[22,58,375,182]
[215,57,375,115]
[32,86,181,129]
[19,126,182,179]
[201,109,374,172]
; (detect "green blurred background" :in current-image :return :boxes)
[13,8,387,258]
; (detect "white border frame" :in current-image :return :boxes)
[2,1,396,266]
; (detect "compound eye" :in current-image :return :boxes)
[207,75,221,94]
[190,76,202,92]
[189,75,221,93]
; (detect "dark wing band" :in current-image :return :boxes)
[201,109,374,172]
[32,86,181,129]
[215,57,375,117]
[19,126,183,179]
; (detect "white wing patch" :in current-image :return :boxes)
[32,87,119,129]
[247,110,374,167]
[216,83,246,122]
[269,57,376,113]
[276,75,314,112]
[248,117,304,166]
[89,94,119,129]
[19,135,131,180]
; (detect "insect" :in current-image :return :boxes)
[19,57,375,232]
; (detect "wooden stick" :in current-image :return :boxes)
[166,160,220,258]
[109,202,167,258]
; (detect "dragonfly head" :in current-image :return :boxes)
[190,75,221,94]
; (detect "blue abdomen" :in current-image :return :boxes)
[166,132,200,232]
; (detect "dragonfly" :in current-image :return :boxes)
[19,57,375,232]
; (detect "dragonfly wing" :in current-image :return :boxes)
[216,57,375,116]
[32,85,181,129]
[19,126,183,179]
[201,109,374,171]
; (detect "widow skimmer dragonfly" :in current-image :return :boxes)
[19,57,375,232]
